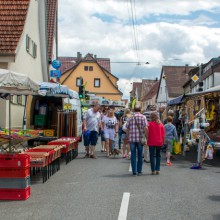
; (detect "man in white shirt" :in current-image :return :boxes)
[83,103,101,158]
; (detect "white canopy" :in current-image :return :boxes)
[0,69,39,95]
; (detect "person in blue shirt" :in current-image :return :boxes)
[164,116,178,166]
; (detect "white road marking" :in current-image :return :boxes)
[118,192,130,220]
[129,163,132,172]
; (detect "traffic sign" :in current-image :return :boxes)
[50,70,61,78]
[52,60,62,69]
[192,74,199,83]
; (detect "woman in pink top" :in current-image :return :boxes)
[147,111,165,175]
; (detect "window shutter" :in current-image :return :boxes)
[26,35,30,52]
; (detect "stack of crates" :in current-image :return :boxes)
[0,154,31,200]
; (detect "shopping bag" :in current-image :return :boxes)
[174,141,182,155]
[171,139,176,155]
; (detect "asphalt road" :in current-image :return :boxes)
[0,138,220,220]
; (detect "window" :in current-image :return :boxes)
[76,77,83,86]
[94,78,100,87]
[84,66,88,71]
[26,34,37,58]
[89,66,93,71]
[17,96,22,105]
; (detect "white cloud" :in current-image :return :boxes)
[58,0,220,99]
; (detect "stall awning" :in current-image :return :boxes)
[81,101,90,107]
[0,69,39,95]
[38,82,75,98]
[185,85,220,98]
[168,95,184,106]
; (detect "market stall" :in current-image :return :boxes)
[182,86,220,168]
[26,83,82,145]
[0,69,39,152]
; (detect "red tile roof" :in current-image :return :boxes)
[0,0,30,54]
[141,81,159,101]
[58,55,111,73]
[47,0,57,61]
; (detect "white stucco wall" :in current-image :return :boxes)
[156,70,168,106]
[8,0,44,81]
[214,72,220,87]
[2,0,48,129]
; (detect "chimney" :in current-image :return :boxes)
[185,64,189,74]
[77,52,82,59]
[94,55,97,59]
[156,77,158,81]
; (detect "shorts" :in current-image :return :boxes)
[83,131,98,147]
[100,130,106,142]
[164,139,173,152]
[104,130,115,141]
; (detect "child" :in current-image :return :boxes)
[164,116,178,166]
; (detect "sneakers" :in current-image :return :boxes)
[144,159,150,163]
[156,171,160,175]
[166,162,173,166]
[151,171,156,175]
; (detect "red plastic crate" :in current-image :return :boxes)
[0,186,30,200]
[0,167,30,178]
[0,154,30,168]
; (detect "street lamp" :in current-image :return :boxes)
[110,61,150,65]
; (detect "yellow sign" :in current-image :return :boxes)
[64,103,72,110]
[192,74,199,83]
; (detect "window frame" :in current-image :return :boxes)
[84,66,88,71]
[94,78,100,87]
[76,77,82,87]
[89,66,93,71]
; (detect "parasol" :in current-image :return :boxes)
[0,69,39,152]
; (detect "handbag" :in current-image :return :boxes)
[134,116,146,145]
[122,121,127,132]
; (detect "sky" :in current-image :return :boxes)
[58,0,220,99]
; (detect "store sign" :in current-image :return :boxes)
[192,74,199,83]
[52,59,62,69]
[50,70,61,78]
[64,103,72,110]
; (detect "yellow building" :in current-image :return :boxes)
[60,53,122,101]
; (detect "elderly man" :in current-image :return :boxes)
[83,103,101,159]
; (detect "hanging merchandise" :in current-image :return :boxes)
[205,143,214,159]
[57,110,77,138]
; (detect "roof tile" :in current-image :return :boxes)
[0,0,30,54]
[47,0,57,61]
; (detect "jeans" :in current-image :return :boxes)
[149,146,161,172]
[118,127,123,149]
[130,142,143,174]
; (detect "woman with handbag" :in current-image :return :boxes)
[147,111,165,175]
[126,106,148,176]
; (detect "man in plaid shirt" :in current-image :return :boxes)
[126,106,148,176]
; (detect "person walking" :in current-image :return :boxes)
[83,103,101,159]
[126,106,148,176]
[147,111,165,175]
[101,106,118,157]
[120,108,131,158]
[100,108,108,152]
[164,116,178,166]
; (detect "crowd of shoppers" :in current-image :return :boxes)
[83,103,179,176]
